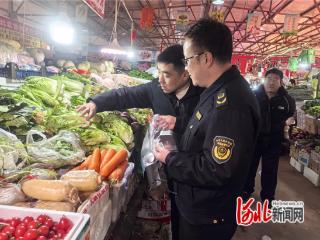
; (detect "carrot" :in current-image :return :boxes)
[88,148,101,173]
[80,155,92,170]
[100,149,128,177]
[100,149,117,171]
[107,160,128,183]
[100,149,108,159]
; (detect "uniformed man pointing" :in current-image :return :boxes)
[154,19,261,240]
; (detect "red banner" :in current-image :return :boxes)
[83,0,105,19]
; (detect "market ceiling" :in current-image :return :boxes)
[0,0,320,57]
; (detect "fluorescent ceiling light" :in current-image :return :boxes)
[212,0,224,5]
[101,48,127,55]
[50,21,74,45]
[101,38,134,58]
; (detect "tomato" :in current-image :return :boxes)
[1,226,15,237]
[23,217,34,225]
[37,226,49,237]
[48,230,55,238]
[56,228,66,239]
[9,218,21,228]
[36,236,48,240]
[58,217,72,231]
[36,215,49,224]
[28,221,42,229]
[0,233,8,240]
[43,219,53,229]
[24,229,39,240]
[14,225,27,237]
[17,223,27,229]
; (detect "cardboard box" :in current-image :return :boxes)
[303,166,320,187]
[290,157,304,173]
[0,205,90,240]
[304,114,318,134]
[298,148,311,166]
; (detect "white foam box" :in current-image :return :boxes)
[303,166,320,187]
[290,157,304,173]
[110,162,134,222]
[122,172,137,212]
[87,200,112,240]
[77,184,110,240]
[298,148,311,166]
[0,205,90,240]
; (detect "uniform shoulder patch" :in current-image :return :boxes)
[211,136,235,164]
[215,89,228,108]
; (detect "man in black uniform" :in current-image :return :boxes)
[77,44,203,240]
[243,68,296,204]
[154,19,260,240]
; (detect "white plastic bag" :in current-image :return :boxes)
[141,115,177,190]
[0,129,28,171]
[26,130,85,168]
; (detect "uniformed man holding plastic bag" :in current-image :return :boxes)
[154,19,261,240]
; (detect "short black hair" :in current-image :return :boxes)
[157,44,185,73]
[185,18,232,63]
[265,68,283,80]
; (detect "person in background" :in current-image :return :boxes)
[76,44,203,240]
[242,68,296,205]
[154,18,260,240]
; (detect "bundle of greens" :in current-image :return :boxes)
[95,112,134,148]
[0,93,37,140]
[129,69,153,80]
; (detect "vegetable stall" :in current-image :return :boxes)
[0,68,151,240]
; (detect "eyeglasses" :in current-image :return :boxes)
[183,52,204,65]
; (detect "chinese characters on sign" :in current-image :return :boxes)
[0,16,43,48]
[236,197,304,225]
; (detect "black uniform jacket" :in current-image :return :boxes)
[254,85,295,144]
[89,78,203,141]
[164,66,261,225]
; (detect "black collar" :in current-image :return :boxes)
[199,65,239,103]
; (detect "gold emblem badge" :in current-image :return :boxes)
[215,89,227,107]
[212,136,235,164]
[195,110,202,120]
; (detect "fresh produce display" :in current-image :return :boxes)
[33,201,75,212]
[21,179,80,204]
[71,148,129,184]
[0,183,26,205]
[0,215,73,239]
[287,85,313,101]
[302,99,320,117]
[128,69,153,80]
[0,56,147,234]
[61,170,101,192]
